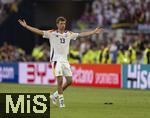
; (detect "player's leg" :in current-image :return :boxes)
[50,61,65,108]
[62,76,72,91]
[52,76,72,93]
[57,76,63,94]
[51,76,72,103]
[57,76,65,108]
[62,61,73,91]
[50,61,58,105]
[50,76,65,107]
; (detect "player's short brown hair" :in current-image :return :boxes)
[56,16,67,24]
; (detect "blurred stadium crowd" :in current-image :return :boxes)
[0,32,150,64]
[0,41,50,62]
[69,32,150,64]
[75,0,150,29]
[0,0,150,64]
[0,0,21,24]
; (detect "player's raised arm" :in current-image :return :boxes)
[18,19,44,36]
[78,27,104,38]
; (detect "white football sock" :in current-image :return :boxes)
[53,91,58,99]
[58,94,65,106]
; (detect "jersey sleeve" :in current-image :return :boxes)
[42,30,53,39]
[69,32,79,40]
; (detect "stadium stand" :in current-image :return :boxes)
[0,0,150,64]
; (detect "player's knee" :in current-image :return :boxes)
[67,78,72,85]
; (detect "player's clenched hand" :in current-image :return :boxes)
[93,27,104,34]
[18,19,28,28]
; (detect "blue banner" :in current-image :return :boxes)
[122,64,150,89]
[0,63,18,83]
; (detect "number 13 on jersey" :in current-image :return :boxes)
[60,38,65,43]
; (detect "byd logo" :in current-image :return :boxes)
[19,63,56,85]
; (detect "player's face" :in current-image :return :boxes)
[57,21,66,31]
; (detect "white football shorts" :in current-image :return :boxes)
[51,61,72,77]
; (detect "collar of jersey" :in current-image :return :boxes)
[56,30,68,34]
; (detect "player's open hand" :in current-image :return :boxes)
[93,27,104,34]
[18,19,27,28]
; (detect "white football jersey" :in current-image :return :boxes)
[43,30,79,62]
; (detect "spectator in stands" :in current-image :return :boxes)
[98,41,112,64]
[143,40,150,64]
[69,45,81,64]
[116,44,129,64]
[128,40,137,64]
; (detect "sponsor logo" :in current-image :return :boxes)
[0,63,18,83]
[0,67,14,82]
[126,65,150,89]
[95,73,119,85]
[19,63,56,85]
[72,67,94,84]
[71,64,121,88]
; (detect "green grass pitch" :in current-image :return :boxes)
[0,83,150,118]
